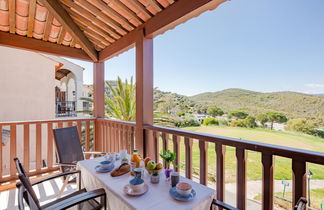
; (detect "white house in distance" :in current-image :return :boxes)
[0,46,85,174]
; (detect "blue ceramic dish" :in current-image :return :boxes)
[95,164,114,173]
[169,187,196,201]
[129,178,144,185]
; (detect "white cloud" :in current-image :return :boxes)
[305,84,324,88]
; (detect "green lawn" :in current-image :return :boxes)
[159,126,324,182]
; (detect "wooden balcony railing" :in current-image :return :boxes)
[143,124,324,210]
[2,117,324,209]
[95,118,135,153]
[0,118,95,183]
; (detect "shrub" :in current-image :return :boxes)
[177,111,186,117]
[174,118,200,128]
[230,119,246,127]
[207,107,224,117]
[219,119,229,126]
[203,117,219,126]
[286,118,316,133]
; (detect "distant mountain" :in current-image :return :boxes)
[189,88,324,125]
[314,94,324,97]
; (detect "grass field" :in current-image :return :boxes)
[160,126,324,182]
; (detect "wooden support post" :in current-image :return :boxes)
[262,153,274,210]
[135,29,153,157]
[292,159,306,208]
[93,62,105,151]
[236,147,246,210]
[216,143,226,202]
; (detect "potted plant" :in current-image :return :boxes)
[150,170,160,184]
[160,150,177,180]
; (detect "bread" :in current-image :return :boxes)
[111,163,130,177]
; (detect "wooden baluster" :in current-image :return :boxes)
[35,123,42,172]
[122,125,127,150]
[111,123,115,152]
[199,140,208,185]
[130,127,135,152]
[0,125,2,179]
[236,147,246,210]
[108,122,112,152]
[153,131,159,162]
[58,122,63,128]
[10,125,17,177]
[47,123,53,169]
[102,121,106,152]
[172,135,180,172]
[161,133,168,166]
[184,137,193,179]
[85,121,90,158]
[115,124,119,152]
[77,121,82,141]
[262,153,273,210]
[292,159,306,208]
[216,143,226,202]
[67,121,73,127]
[23,124,30,172]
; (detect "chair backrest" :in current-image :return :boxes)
[14,158,40,210]
[53,126,84,172]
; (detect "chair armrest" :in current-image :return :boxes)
[54,162,77,167]
[83,151,108,155]
[211,199,238,210]
[31,170,81,186]
[43,188,106,210]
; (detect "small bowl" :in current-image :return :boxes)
[100,160,112,168]
[176,182,192,196]
[129,178,144,192]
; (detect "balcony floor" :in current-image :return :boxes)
[0,176,77,210]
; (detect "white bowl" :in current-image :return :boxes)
[176,182,192,196]
[129,178,144,192]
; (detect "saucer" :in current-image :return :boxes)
[169,187,196,201]
[123,184,148,196]
[95,164,114,173]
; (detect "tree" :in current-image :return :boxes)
[256,113,269,127]
[266,112,288,130]
[244,116,257,128]
[203,117,219,126]
[286,118,317,133]
[105,77,136,121]
[207,106,224,117]
[228,110,248,119]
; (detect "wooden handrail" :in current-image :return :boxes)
[143,124,324,165]
[0,117,96,126]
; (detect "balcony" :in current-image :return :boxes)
[1,117,323,209]
[55,101,77,118]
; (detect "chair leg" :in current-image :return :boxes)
[57,174,71,198]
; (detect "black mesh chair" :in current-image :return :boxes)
[14,157,106,210]
[53,126,107,197]
[294,197,307,210]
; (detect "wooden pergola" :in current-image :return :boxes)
[0,0,226,156]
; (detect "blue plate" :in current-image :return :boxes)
[95,164,114,173]
[169,187,196,201]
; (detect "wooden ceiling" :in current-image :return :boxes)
[0,0,227,62]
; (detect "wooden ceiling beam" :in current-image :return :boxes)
[8,0,15,33]
[27,0,37,37]
[74,0,127,35]
[39,0,98,61]
[105,0,143,25]
[88,0,135,31]
[99,0,227,61]
[61,0,121,40]
[0,31,92,61]
[123,0,152,20]
[43,13,54,41]
[147,0,163,13]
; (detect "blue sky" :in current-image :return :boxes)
[66,0,324,96]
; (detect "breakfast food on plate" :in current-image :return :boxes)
[111,163,130,177]
[176,182,192,196]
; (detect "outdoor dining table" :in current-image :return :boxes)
[77,156,216,210]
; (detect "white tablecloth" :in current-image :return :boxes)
[77,157,215,210]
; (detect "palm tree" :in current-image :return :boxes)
[105,77,136,121]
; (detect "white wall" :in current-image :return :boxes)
[0,46,57,121]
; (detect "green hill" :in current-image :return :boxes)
[189,88,324,125]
